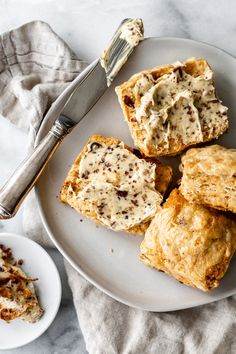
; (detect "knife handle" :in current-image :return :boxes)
[0,115,74,219]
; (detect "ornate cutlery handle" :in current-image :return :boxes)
[0,115,74,219]
[0,19,143,219]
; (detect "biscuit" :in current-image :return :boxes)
[60,134,172,235]
[115,58,228,157]
[180,145,236,213]
[140,189,236,291]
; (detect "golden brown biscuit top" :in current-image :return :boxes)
[76,141,162,231]
[140,189,236,291]
[181,144,236,178]
[135,59,228,151]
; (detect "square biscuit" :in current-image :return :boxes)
[140,189,236,291]
[180,144,236,213]
[115,58,228,157]
[60,134,172,235]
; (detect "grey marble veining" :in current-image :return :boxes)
[1,0,236,353]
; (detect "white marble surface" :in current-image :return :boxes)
[1,0,236,352]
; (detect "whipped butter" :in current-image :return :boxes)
[101,18,144,86]
[120,18,144,46]
[135,63,228,151]
[77,141,162,231]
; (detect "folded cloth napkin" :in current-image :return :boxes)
[1,21,236,354]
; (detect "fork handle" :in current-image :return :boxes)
[0,115,74,219]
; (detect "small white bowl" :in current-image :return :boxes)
[0,233,62,350]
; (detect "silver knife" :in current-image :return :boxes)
[0,18,144,219]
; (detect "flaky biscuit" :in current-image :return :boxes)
[60,134,172,235]
[115,58,228,157]
[140,189,236,291]
[180,145,236,213]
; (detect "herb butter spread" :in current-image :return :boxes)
[120,18,144,46]
[101,18,144,86]
[77,142,162,231]
[0,245,43,323]
[135,63,228,151]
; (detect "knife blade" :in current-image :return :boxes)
[58,17,144,126]
[0,18,144,219]
[61,59,107,125]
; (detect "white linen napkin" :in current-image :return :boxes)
[1,21,236,354]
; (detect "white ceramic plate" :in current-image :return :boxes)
[36,38,236,311]
[0,233,61,350]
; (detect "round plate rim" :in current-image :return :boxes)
[0,233,62,349]
[35,37,236,312]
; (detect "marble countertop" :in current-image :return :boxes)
[0,0,236,352]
